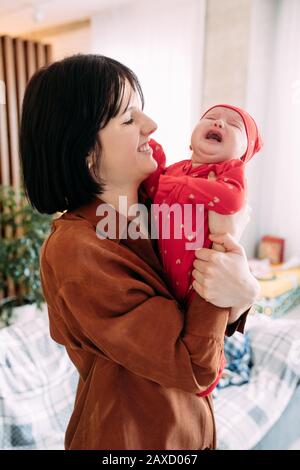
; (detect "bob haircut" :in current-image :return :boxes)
[19,54,144,214]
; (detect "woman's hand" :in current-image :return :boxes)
[192,232,260,309]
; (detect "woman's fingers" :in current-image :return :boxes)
[192,268,205,284]
[194,247,216,262]
[209,232,245,256]
[193,259,211,274]
[194,233,243,261]
[192,267,212,301]
[192,232,253,307]
[192,279,206,300]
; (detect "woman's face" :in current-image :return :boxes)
[95,80,158,188]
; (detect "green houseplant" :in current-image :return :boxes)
[0,184,52,326]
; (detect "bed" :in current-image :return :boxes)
[213,308,300,449]
[1,304,300,450]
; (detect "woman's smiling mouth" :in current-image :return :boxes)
[138,141,152,153]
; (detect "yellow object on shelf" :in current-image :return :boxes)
[259,267,300,299]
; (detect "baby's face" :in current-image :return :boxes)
[190,106,248,165]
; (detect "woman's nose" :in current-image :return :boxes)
[141,114,158,136]
[214,119,225,129]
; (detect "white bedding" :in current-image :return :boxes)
[214,313,300,449]
[1,307,300,449]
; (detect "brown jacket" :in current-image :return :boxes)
[39,195,248,450]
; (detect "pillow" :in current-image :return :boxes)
[0,311,78,449]
[214,314,300,449]
[246,314,300,377]
[217,332,252,391]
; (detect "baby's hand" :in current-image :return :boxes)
[207,171,217,181]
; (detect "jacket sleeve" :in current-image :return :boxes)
[51,243,229,395]
[157,160,246,214]
[225,308,250,336]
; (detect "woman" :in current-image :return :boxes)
[19,54,259,450]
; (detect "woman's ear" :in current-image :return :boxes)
[86,153,93,169]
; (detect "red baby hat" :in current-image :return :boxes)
[201,104,263,163]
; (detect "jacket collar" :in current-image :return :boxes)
[61,194,165,279]
[67,195,128,244]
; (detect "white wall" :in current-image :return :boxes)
[202,0,252,109]
[40,24,91,61]
[35,0,300,260]
[202,0,261,257]
[246,0,300,260]
[202,0,300,260]
[243,0,279,257]
[34,0,206,166]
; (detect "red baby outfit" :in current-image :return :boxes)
[143,105,262,306]
[142,104,262,397]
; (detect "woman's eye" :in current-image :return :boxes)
[229,122,240,129]
[124,118,134,125]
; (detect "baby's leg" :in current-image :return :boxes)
[208,205,251,252]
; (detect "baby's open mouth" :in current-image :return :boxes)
[206,130,223,142]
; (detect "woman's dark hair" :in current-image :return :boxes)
[19,54,144,214]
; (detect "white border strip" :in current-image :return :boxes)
[0,79,6,104]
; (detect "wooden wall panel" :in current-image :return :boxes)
[0,35,52,304]
[25,40,36,82]
[0,39,10,186]
[3,36,20,191]
[15,39,27,125]
[45,44,53,64]
[36,42,46,70]
[0,35,52,189]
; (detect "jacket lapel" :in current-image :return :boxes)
[67,195,167,284]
